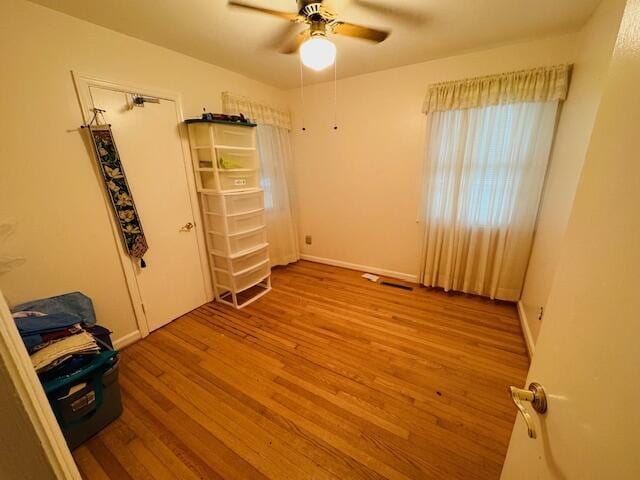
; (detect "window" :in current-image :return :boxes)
[420,64,567,299]
[259,176,274,209]
[426,101,551,228]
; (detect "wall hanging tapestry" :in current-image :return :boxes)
[87,124,148,266]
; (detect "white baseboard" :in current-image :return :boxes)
[517,301,535,358]
[299,254,419,283]
[113,330,141,350]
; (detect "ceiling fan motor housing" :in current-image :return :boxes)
[298,1,321,14]
[301,2,335,21]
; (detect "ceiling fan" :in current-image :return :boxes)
[228,0,392,71]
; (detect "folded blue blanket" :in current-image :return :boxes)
[15,313,83,351]
[12,292,96,326]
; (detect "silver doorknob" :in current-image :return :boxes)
[180,222,194,232]
[509,382,547,439]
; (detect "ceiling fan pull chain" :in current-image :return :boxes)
[299,56,306,132]
[333,53,338,131]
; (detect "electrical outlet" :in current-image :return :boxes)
[538,307,544,321]
[305,235,312,245]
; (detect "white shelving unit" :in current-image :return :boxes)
[186,119,271,308]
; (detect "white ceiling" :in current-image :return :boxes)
[30,0,600,88]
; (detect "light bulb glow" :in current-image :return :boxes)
[300,36,336,71]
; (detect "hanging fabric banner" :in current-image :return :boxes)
[87,125,148,264]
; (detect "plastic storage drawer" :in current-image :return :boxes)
[202,190,264,215]
[188,123,212,148]
[216,148,258,170]
[208,209,265,235]
[215,261,270,292]
[219,170,259,191]
[209,227,267,256]
[211,245,269,274]
[212,123,254,148]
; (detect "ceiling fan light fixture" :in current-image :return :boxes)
[300,35,336,71]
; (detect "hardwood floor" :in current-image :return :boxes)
[74,260,529,479]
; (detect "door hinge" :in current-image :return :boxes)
[140,303,146,314]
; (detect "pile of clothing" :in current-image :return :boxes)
[11,292,112,380]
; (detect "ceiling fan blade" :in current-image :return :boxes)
[352,0,427,26]
[228,1,300,21]
[280,30,308,54]
[332,21,389,42]
[269,22,305,50]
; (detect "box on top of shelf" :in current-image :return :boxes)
[186,120,256,148]
[212,124,255,149]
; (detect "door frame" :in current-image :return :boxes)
[0,289,81,479]
[72,71,212,346]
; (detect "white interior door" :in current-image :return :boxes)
[501,1,640,478]
[89,87,208,332]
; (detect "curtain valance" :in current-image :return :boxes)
[222,92,291,130]
[422,64,572,114]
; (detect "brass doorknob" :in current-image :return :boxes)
[180,222,194,232]
[509,382,547,439]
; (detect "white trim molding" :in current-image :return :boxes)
[300,254,419,283]
[113,330,142,350]
[517,300,536,358]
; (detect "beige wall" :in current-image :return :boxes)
[0,0,286,342]
[519,0,624,348]
[287,34,581,280]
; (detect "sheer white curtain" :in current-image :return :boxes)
[256,125,300,266]
[222,92,299,266]
[421,100,558,300]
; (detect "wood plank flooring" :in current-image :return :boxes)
[74,260,529,479]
